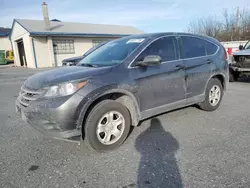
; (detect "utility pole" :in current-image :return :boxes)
[236,7,240,40]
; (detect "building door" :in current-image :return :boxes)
[17,40,27,66]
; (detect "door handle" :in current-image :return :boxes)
[206,59,213,64]
[175,65,184,70]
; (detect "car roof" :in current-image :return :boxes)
[127,32,208,37]
[119,32,220,44]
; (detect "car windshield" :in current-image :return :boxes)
[244,41,250,49]
[78,37,145,66]
[82,42,108,57]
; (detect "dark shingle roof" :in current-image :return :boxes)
[0,27,11,37]
[14,19,143,37]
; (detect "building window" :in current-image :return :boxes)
[92,39,107,47]
[53,39,75,54]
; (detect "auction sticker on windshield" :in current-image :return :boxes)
[126,39,145,44]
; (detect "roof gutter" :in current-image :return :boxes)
[29,32,131,38]
[0,33,9,37]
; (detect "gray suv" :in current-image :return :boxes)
[16,33,229,151]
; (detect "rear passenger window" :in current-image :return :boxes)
[135,37,178,62]
[203,40,218,55]
[182,36,206,58]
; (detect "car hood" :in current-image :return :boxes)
[24,66,112,90]
[62,56,83,62]
[233,49,250,56]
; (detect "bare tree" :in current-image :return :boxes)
[187,16,222,38]
[222,9,230,31]
[187,8,250,41]
[239,8,250,40]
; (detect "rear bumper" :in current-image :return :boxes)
[15,95,82,140]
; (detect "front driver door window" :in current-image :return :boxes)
[130,36,186,112]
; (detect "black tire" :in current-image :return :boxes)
[199,78,223,111]
[84,100,131,152]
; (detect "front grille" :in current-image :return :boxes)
[17,86,43,107]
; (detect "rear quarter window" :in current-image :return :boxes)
[203,40,218,55]
[182,36,218,58]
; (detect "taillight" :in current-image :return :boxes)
[223,47,228,60]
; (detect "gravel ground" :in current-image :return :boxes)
[1,67,250,188]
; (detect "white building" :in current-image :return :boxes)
[0,29,11,51]
[9,3,143,68]
[9,18,143,68]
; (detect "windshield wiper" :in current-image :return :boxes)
[80,63,98,68]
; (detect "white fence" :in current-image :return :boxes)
[221,40,248,53]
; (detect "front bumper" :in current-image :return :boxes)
[231,66,250,72]
[15,95,82,140]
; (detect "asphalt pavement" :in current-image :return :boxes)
[1,67,250,188]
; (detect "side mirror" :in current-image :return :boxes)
[136,55,162,67]
[239,45,244,50]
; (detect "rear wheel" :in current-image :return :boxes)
[84,100,131,152]
[199,78,223,111]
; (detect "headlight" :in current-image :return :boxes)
[44,80,88,97]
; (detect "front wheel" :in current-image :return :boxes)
[199,78,223,111]
[84,100,131,152]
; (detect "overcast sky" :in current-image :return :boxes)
[1,0,250,32]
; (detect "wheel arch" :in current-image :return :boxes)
[77,89,141,139]
[212,74,226,90]
[199,73,226,111]
[205,73,226,92]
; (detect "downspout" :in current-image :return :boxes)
[9,34,13,51]
[32,38,38,68]
[9,35,15,65]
